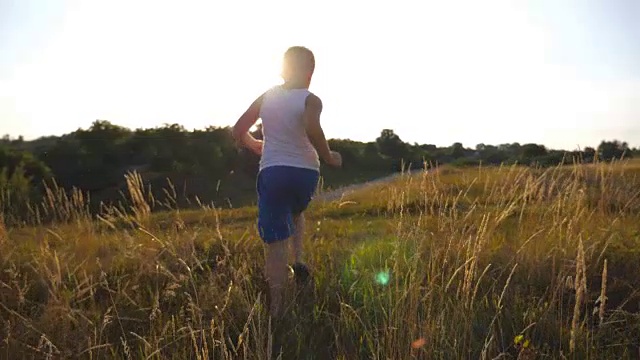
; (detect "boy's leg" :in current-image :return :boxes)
[257,167,294,318]
[290,212,311,284]
[289,168,319,282]
[291,212,305,264]
[264,239,288,317]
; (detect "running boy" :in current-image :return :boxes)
[232,46,342,317]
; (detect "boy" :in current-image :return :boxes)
[232,46,342,317]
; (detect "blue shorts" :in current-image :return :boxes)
[257,165,320,243]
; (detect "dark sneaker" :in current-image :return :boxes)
[291,262,311,284]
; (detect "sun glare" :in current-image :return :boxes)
[244,50,285,94]
[2,0,639,148]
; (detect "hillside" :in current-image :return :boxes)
[2,121,637,227]
[1,160,640,359]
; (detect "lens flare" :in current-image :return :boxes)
[411,338,427,349]
[375,270,390,285]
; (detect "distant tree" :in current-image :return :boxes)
[521,143,547,157]
[498,143,521,158]
[0,146,51,183]
[148,124,191,172]
[538,150,567,167]
[520,143,547,164]
[72,120,133,188]
[450,142,465,159]
[582,147,596,162]
[475,144,508,165]
[0,145,52,221]
[330,139,373,166]
[364,142,379,157]
[360,142,387,168]
[76,120,131,161]
[376,129,409,161]
[597,140,631,161]
[38,137,84,188]
[10,136,25,147]
[420,144,437,152]
[190,126,236,175]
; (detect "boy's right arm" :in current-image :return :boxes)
[304,94,341,167]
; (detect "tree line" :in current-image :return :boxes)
[1,120,637,222]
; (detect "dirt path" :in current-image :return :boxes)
[316,169,425,202]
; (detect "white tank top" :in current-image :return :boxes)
[258,86,320,171]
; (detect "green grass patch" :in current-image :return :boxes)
[1,160,640,358]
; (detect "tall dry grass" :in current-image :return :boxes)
[0,160,639,359]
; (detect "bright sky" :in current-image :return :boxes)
[1,0,639,150]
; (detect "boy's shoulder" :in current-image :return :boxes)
[262,85,319,103]
[305,92,322,108]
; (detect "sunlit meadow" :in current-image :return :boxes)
[1,159,640,359]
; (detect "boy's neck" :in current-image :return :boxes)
[282,79,310,90]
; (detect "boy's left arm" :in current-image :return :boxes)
[232,94,264,156]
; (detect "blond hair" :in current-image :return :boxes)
[281,46,315,82]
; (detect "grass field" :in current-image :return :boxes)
[1,160,640,359]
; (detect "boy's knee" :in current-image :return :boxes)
[266,240,288,262]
